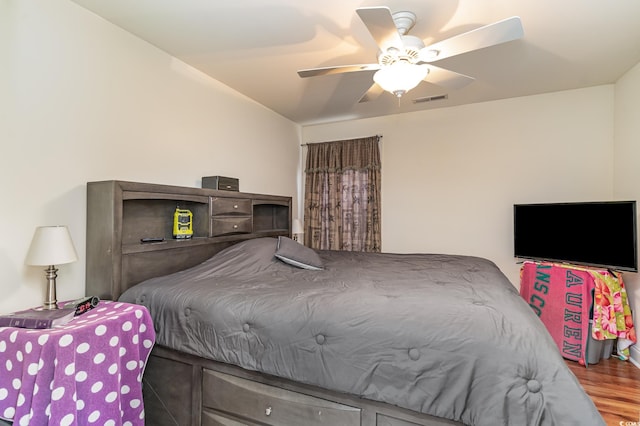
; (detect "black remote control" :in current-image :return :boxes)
[140,237,165,243]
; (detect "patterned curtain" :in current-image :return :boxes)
[303,136,381,252]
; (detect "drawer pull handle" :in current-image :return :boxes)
[265,406,272,416]
[233,225,238,229]
[233,204,238,209]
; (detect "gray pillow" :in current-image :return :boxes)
[275,236,324,270]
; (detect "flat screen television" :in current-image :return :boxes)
[513,201,638,272]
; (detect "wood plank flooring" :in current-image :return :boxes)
[566,357,640,425]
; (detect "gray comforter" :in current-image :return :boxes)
[119,238,604,426]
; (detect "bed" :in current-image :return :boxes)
[85,180,604,426]
[117,237,603,426]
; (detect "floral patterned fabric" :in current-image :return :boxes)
[589,270,637,359]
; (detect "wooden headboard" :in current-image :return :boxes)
[85,180,292,301]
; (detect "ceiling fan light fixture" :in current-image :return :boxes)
[373,62,429,98]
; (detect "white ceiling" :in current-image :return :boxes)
[70,0,640,126]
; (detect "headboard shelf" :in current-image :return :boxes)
[86,180,292,301]
[122,236,212,255]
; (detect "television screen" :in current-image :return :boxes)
[513,201,638,272]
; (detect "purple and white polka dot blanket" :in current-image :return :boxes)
[0,301,155,425]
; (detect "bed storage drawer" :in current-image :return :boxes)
[202,369,361,426]
[202,409,262,426]
[211,197,252,215]
[210,217,252,236]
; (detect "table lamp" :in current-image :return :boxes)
[292,219,303,242]
[25,225,78,310]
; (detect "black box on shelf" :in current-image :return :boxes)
[202,176,239,192]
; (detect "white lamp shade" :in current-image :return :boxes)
[25,225,78,266]
[373,62,429,97]
[292,219,303,234]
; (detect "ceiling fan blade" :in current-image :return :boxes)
[358,83,384,103]
[419,16,523,62]
[425,65,475,90]
[298,64,380,78]
[356,7,404,52]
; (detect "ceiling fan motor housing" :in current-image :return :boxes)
[378,35,425,66]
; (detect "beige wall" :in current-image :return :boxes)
[0,0,300,313]
[613,61,640,362]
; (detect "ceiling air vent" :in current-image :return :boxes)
[413,94,448,104]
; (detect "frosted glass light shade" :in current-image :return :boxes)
[373,62,429,97]
[25,225,78,266]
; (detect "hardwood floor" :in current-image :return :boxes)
[566,357,640,425]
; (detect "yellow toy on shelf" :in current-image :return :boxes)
[173,207,193,239]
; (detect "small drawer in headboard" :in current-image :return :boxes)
[211,217,252,236]
[211,197,252,216]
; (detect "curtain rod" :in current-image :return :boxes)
[301,134,382,146]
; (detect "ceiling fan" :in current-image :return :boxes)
[298,7,524,102]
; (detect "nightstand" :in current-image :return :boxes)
[0,301,155,425]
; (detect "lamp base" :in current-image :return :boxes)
[43,265,59,310]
